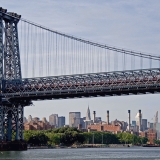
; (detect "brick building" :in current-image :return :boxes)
[87,123,121,133]
[139,129,157,144]
[24,121,53,130]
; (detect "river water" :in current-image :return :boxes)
[1,147,160,160]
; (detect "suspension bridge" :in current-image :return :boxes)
[0,7,160,150]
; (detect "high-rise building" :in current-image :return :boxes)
[58,116,65,127]
[49,114,58,127]
[23,117,28,123]
[142,119,147,131]
[86,106,91,121]
[132,120,136,126]
[149,123,154,129]
[28,115,33,123]
[156,123,160,139]
[69,112,81,127]
[42,117,47,123]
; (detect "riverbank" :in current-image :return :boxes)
[28,144,132,149]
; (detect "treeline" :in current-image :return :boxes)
[24,127,148,146]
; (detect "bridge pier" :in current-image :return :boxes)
[0,104,27,151]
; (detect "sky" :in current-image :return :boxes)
[1,0,160,124]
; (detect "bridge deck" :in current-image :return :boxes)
[1,68,160,102]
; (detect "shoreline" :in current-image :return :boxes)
[28,144,132,149]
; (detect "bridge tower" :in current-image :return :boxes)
[0,7,26,149]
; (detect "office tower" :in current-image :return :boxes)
[132,120,136,126]
[49,114,58,127]
[142,119,147,131]
[86,106,91,121]
[28,115,33,123]
[23,117,27,123]
[42,117,47,123]
[58,116,65,127]
[69,112,81,127]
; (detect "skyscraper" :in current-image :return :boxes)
[142,119,147,131]
[49,114,58,127]
[84,107,92,129]
[69,112,81,127]
[86,106,91,121]
[58,116,65,127]
[28,115,33,123]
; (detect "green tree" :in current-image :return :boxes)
[141,137,148,145]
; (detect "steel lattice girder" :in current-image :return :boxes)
[3,19,21,80]
[2,68,160,100]
[0,16,3,82]
[0,104,24,141]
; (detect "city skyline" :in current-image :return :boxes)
[1,1,160,123]
[24,105,158,126]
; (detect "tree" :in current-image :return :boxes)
[141,137,148,145]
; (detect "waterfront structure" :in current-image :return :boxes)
[58,116,65,127]
[49,114,58,127]
[69,112,81,127]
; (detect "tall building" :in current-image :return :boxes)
[69,112,81,127]
[28,115,33,123]
[142,119,147,131]
[86,106,91,121]
[83,107,92,129]
[42,117,47,123]
[156,123,160,139]
[132,120,136,127]
[149,123,154,129]
[23,117,28,123]
[49,114,58,127]
[58,116,65,127]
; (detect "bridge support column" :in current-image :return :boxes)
[15,105,24,140]
[6,111,12,141]
[0,104,24,141]
[0,105,5,141]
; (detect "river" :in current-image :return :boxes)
[1,147,160,160]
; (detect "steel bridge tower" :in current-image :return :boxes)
[0,8,27,149]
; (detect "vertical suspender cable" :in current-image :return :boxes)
[105,48,107,72]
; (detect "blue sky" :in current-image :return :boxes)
[1,0,160,124]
